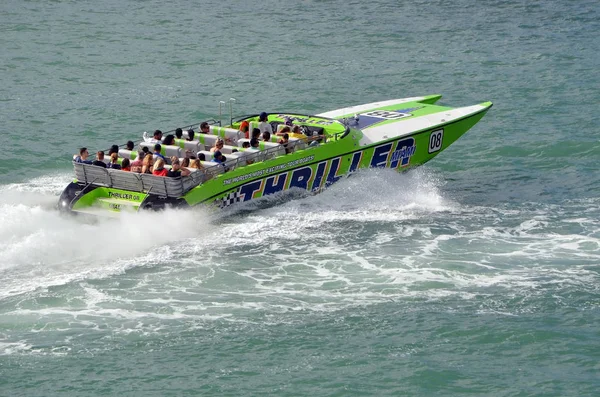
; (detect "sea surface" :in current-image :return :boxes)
[1,0,599,395]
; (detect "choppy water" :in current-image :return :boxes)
[1,0,599,396]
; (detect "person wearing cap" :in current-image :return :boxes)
[74,147,93,164]
[143,129,163,143]
[258,112,273,135]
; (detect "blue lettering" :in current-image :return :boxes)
[370,143,393,168]
[326,158,343,186]
[239,180,262,202]
[311,161,327,192]
[390,138,416,168]
[349,151,362,173]
[289,166,313,190]
[264,173,288,196]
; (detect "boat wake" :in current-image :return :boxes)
[0,173,214,300]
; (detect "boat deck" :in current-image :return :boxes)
[73,119,347,197]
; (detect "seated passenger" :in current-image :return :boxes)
[278,133,290,154]
[189,159,203,169]
[74,147,93,164]
[250,138,260,149]
[184,149,196,159]
[153,144,166,161]
[239,121,250,139]
[108,145,119,155]
[210,138,224,153]
[199,122,210,134]
[231,149,238,153]
[163,134,175,146]
[143,129,163,143]
[258,112,273,134]
[152,158,168,177]
[308,131,326,147]
[93,151,107,168]
[290,125,308,140]
[197,153,206,161]
[108,153,121,169]
[126,141,135,151]
[175,128,183,140]
[167,157,191,177]
[251,128,261,140]
[261,131,271,142]
[242,141,250,149]
[121,158,131,172]
[186,129,195,141]
[130,151,145,173]
[142,153,154,174]
[276,126,291,137]
[181,157,190,168]
[212,150,227,164]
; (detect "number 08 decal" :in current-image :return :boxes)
[428,129,444,154]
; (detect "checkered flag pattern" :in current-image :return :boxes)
[220,190,242,208]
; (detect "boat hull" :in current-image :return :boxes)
[203,102,491,208]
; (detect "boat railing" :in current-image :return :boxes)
[74,163,193,198]
[75,130,346,196]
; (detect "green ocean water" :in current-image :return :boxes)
[1,0,599,395]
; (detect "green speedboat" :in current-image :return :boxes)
[58,95,492,216]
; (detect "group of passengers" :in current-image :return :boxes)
[74,114,326,178]
[74,143,209,178]
[143,122,212,145]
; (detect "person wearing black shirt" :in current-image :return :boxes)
[93,151,107,168]
[167,157,190,177]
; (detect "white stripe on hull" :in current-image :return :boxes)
[316,96,427,119]
[358,104,488,145]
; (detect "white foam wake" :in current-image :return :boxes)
[0,173,214,299]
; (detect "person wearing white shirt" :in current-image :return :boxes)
[143,129,163,143]
[258,112,273,134]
